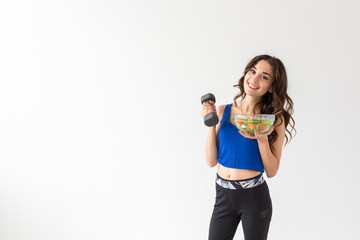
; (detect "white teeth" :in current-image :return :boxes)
[248,82,258,89]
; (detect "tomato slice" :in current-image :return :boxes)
[247,123,255,130]
[236,119,242,125]
[258,124,265,131]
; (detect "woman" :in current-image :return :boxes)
[201,55,295,240]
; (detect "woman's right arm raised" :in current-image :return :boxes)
[201,102,225,168]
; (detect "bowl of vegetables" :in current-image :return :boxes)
[233,114,275,136]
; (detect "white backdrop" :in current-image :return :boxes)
[1,0,359,239]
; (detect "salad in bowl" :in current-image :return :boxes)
[233,114,275,136]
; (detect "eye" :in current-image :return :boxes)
[261,75,269,80]
[250,69,256,74]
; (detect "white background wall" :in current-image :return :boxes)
[1,0,359,239]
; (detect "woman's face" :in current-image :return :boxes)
[243,60,274,98]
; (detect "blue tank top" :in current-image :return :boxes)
[217,104,264,173]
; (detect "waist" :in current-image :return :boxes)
[217,163,262,180]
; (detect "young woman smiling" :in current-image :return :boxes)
[201,55,295,240]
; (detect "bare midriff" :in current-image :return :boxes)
[217,164,261,180]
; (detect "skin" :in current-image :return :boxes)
[201,60,286,180]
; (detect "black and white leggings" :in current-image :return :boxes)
[209,173,272,240]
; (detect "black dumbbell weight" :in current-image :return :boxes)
[201,93,219,127]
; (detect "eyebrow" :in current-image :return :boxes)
[253,66,272,78]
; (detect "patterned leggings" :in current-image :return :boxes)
[209,173,272,240]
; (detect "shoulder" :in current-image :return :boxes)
[217,104,230,122]
[215,104,227,133]
[217,104,227,117]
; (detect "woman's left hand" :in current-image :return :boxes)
[238,126,275,141]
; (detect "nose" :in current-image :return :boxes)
[252,74,260,84]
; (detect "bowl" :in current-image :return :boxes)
[233,114,275,135]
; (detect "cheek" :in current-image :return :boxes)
[244,74,251,83]
[260,82,272,92]
[243,79,249,88]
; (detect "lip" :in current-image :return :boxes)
[247,81,259,90]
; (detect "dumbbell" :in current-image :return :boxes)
[201,93,219,127]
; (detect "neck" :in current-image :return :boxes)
[238,95,263,114]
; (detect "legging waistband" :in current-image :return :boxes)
[216,173,265,190]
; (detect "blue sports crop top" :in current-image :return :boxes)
[217,103,264,173]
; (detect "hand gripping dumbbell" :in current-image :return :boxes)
[201,93,219,127]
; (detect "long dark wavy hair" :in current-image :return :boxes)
[233,55,296,151]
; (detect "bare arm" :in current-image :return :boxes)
[201,102,225,168]
[205,126,218,167]
[256,116,286,178]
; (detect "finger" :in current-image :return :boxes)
[206,103,216,110]
[202,107,215,116]
[248,132,256,139]
[249,131,256,139]
[203,106,215,112]
[202,102,210,107]
[203,101,211,106]
[202,102,210,109]
[204,106,215,113]
[238,130,245,137]
[239,130,253,139]
[266,126,275,135]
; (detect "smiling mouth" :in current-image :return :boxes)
[247,82,259,90]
